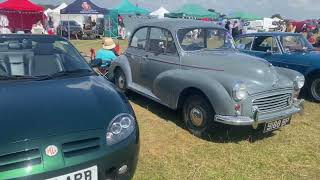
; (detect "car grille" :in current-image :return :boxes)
[62,137,100,158]
[0,149,41,172]
[253,93,292,114]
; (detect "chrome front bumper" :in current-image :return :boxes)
[214,99,304,129]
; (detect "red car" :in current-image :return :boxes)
[291,20,317,33]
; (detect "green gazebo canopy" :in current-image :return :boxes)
[114,0,149,15]
[168,4,218,19]
[229,11,262,20]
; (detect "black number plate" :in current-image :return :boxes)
[263,117,291,133]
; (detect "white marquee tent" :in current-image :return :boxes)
[46,3,83,28]
[150,7,169,19]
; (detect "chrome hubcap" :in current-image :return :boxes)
[118,75,125,89]
[311,79,320,100]
[190,107,204,127]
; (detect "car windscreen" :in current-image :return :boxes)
[0,37,92,79]
[279,35,314,52]
[177,28,235,51]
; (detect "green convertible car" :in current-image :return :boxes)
[0,35,139,180]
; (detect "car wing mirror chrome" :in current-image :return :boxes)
[158,41,166,53]
[265,49,273,55]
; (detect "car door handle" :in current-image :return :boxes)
[142,55,148,60]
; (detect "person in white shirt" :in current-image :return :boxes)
[31,20,45,34]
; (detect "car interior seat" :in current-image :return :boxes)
[30,43,63,76]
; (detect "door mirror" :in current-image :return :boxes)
[90,58,102,68]
[265,49,273,55]
[158,41,166,53]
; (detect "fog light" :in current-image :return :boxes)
[118,165,128,175]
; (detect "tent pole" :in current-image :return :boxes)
[68,15,70,40]
[60,13,62,36]
[20,11,23,32]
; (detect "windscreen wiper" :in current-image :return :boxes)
[0,75,39,80]
[36,69,94,81]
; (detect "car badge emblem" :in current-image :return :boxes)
[45,145,59,157]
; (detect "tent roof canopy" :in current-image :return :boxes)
[0,0,44,12]
[60,0,107,14]
[52,3,67,13]
[150,7,169,15]
[115,0,149,15]
[170,4,218,18]
[229,11,262,20]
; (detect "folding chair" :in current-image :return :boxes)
[90,48,110,78]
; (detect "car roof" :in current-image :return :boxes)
[135,18,224,32]
[0,34,67,41]
[238,32,301,37]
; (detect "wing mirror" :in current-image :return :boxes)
[265,49,273,55]
[90,58,102,68]
[159,41,166,53]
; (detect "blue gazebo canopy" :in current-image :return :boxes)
[61,0,108,14]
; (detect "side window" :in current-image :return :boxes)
[235,36,254,50]
[179,28,205,51]
[130,28,148,49]
[149,28,177,54]
[252,36,279,52]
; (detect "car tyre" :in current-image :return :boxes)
[182,94,215,137]
[115,69,127,94]
[309,75,320,102]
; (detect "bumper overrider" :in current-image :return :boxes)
[214,99,304,129]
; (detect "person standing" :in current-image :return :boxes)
[285,22,296,33]
[232,21,240,38]
[31,20,45,34]
[225,21,231,31]
[118,15,126,39]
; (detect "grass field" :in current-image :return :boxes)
[71,40,320,180]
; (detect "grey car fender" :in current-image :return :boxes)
[109,55,133,85]
[153,69,235,115]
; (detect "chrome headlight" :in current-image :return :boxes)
[232,83,248,101]
[106,113,136,146]
[294,75,305,90]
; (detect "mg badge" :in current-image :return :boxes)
[45,145,58,157]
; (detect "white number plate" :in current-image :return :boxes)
[264,117,291,133]
[46,166,98,180]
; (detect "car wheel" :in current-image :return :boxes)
[182,94,215,137]
[309,75,320,102]
[115,69,127,93]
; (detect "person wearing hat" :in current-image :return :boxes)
[96,38,117,67]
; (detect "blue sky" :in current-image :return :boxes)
[3,0,320,19]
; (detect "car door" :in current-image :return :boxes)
[140,27,180,92]
[250,35,284,66]
[125,27,149,85]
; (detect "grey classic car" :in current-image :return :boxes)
[108,19,305,137]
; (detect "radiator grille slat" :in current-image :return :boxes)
[62,138,100,158]
[253,93,292,113]
[0,149,41,172]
